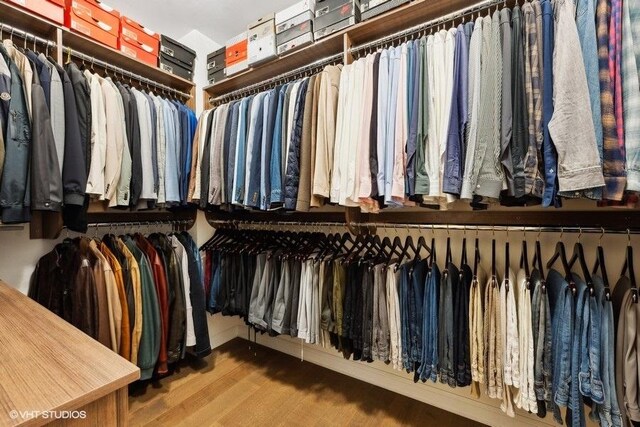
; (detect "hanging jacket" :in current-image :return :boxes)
[175,232,211,358]
[56,63,88,232]
[0,44,30,223]
[149,233,186,365]
[124,236,160,381]
[29,63,62,212]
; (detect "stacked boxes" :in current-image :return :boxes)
[207,46,226,84]
[225,32,248,76]
[5,0,65,25]
[118,16,159,67]
[275,0,315,55]
[313,0,360,40]
[159,34,196,80]
[248,13,276,66]
[65,0,120,49]
[361,0,409,21]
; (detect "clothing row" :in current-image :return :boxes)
[201,227,639,427]
[29,232,211,381]
[0,37,196,229]
[196,0,640,213]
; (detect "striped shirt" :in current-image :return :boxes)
[598,0,627,200]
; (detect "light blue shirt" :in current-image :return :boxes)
[232,96,251,205]
[163,99,180,203]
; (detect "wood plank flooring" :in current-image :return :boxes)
[129,338,485,427]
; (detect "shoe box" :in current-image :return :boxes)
[314,16,356,40]
[277,31,313,56]
[313,0,360,39]
[118,16,159,67]
[275,0,315,55]
[225,32,248,76]
[248,13,276,66]
[5,0,65,25]
[206,46,225,84]
[208,69,225,85]
[159,34,196,80]
[361,0,409,21]
[65,0,120,49]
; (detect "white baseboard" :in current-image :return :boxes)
[245,332,560,427]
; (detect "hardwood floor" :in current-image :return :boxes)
[128,338,485,427]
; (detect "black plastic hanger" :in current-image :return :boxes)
[428,237,437,270]
[505,239,510,293]
[473,237,480,279]
[460,232,468,266]
[398,234,417,273]
[568,229,593,296]
[592,228,610,301]
[520,232,531,285]
[621,230,638,304]
[547,229,575,294]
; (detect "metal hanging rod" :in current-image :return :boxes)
[351,0,506,55]
[85,220,192,228]
[210,52,343,105]
[209,220,640,236]
[66,48,192,100]
[0,22,56,49]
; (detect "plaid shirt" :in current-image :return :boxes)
[598,0,627,200]
[623,0,640,191]
[523,2,544,198]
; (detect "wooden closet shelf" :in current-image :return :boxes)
[0,1,195,92]
[62,29,195,92]
[204,0,486,100]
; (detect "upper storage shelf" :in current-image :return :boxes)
[204,0,477,100]
[0,0,195,93]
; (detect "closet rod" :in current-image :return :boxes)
[209,220,640,236]
[84,220,192,228]
[65,48,192,100]
[210,52,343,105]
[0,22,56,49]
[350,0,504,55]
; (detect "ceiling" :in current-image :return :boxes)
[107,0,299,43]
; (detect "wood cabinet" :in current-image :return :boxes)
[0,282,140,427]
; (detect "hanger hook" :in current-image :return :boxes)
[523,226,527,240]
[578,227,582,242]
[463,225,467,236]
[538,227,542,240]
[446,224,450,237]
[492,226,495,237]
[560,227,564,240]
[600,227,605,245]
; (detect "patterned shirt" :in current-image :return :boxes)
[623,0,640,191]
[523,2,544,198]
[598,0,627,200]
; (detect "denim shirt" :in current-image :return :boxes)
[260,89,279,210]
[541,0,560,208]
[443,26,469,196]
[580,276,604,404]
[245,93,267,208]
[270,85,288,206]
[232,96,251,206]
[568,275,588,427]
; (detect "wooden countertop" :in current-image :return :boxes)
[0,281,140,426]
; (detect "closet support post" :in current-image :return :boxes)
[343,33,354,65]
